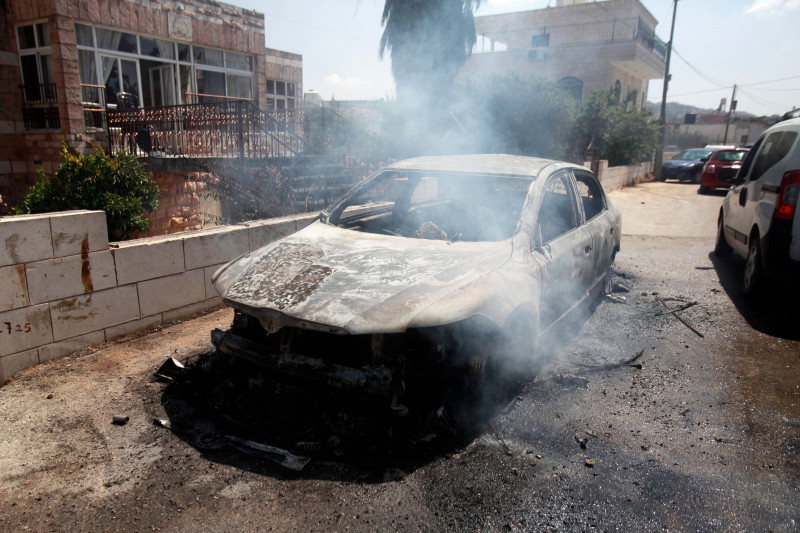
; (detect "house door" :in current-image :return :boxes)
[149,64,176,107]
[101,55,140,107]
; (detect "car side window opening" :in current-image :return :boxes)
[749,131,798,181]
[738,137,763,179]
[537,174,580,244]
[574,173,605,220]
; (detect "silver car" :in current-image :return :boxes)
[211,155,621,409]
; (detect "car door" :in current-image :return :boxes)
[726,132,798,254]
[532,170,592,329]
[725,137,762,255]
[574,170,615,289]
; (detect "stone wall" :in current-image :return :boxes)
[0,209,317,385]
[585,160,653,191]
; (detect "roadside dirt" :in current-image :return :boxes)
[0,182,798,532]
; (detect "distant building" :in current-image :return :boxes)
[668,113,769,148]
[0,0,302,211]
[459,0,666,107]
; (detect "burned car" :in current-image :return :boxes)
[211,155,621,412]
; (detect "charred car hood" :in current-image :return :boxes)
[213,222,513,334]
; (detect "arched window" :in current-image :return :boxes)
[613,80,622,104]
[557,77,583,102]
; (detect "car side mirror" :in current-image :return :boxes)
[700,157,709,162]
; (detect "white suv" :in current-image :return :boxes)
[715,118,800,295]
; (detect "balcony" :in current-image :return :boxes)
[472,16,666,79]
[20,83,60,130]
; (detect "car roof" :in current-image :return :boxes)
[384,154,559,178]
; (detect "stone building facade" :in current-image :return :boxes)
[0,0,302,216]
[459,0,666,107]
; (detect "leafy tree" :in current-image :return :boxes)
[571,89,660,165]
[458,75,578,159]
[13,145,159,240]
[380,0,480,154]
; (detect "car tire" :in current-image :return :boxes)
[698,185,709,194]
[714,217,732,257]
[692,171,701,184]
[743,236,766,297]
[658,173,667,182]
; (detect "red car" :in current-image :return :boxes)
[698,148,750,193]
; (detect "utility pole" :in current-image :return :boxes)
[654,0,679,181]
[723,84,737,144]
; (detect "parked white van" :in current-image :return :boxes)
[715,118,800,295]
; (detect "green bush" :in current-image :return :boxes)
[13,145,159,241]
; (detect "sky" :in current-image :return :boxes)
[235,0,800,117]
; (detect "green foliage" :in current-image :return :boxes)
[13,145,159,240]
[460,75,578,159]
[571,89,660,165]
[195,161,297,225]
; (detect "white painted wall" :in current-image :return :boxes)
[0,210,317,384]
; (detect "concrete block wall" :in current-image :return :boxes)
[0,209,317,384]
[584,160,653,192]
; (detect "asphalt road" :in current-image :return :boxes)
[0,180,798,532]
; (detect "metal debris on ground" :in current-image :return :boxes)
[225,435,310,471]
[487,419,511,455]
[570,349,645,371]
[605,294,627,303]
[153,357,186,381]
[658,298,704,338]
[296,441,321,453]
[655,300,698,316]
[153,418,172,430]
[613,282,630,293]
[111,415,129,425]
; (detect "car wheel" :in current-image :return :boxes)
[692,171,701,184]
[743,236,765,297]
[658,172,667,182]
[698,185,709,194]
[714,217,732,257]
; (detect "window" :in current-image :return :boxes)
[193,46,223,67]
[538,174,579,243]
[75,24,254,105]
[139,37,175,60]
[267,80,296,110]
[95,28,137,53]
[575,172,605,221]
[226,52,252,72]
[17,22,58,129]
[557,77,583,102]
[749,131,799,181]
[531,33,550,48]
[613,80,622,104]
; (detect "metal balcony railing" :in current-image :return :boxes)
[19,83,60,130]
[106,99,306,158]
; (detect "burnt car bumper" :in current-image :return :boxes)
[211,328,401,397]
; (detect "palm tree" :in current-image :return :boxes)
[380,0,480,154]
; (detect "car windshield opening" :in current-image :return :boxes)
[326,170,533,242]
